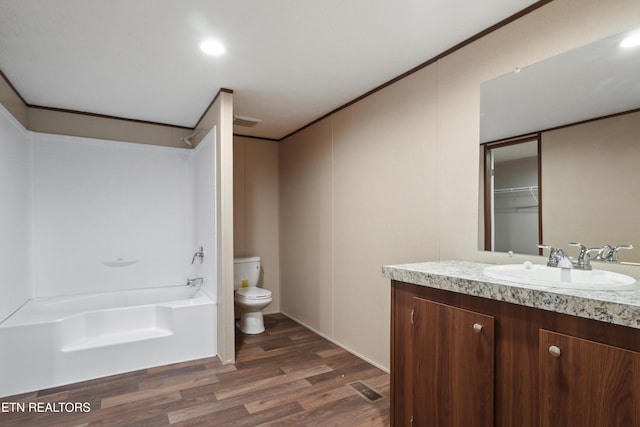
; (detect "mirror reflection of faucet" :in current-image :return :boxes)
[538,242,633,270]
[191,246,205,264]
[593,244,634,262]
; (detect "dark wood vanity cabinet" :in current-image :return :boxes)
[539,330,640,427]
[412,298,494,427]
[391,280,640,427]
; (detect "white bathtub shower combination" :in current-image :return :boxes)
[0,119,220,398]
[0,285,216,398]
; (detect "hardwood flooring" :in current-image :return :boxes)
[0,313,390,426]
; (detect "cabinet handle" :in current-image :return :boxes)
[473,323,483,333]
[549,345,561,357]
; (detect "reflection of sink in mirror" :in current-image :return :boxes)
[483,262,637,290]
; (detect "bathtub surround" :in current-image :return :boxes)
[32,133,193,297]
[0,110,220,396]
[0,103,30,322]
[191,131,217,299]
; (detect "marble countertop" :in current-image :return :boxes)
[382,260,640,330]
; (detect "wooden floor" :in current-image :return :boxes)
[1,313,390,426]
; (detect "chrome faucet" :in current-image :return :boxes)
[538,245,573,268]
[191,246,205,264]
[539,242,621,270]
[567,242,602,270]
[593,244,634,262]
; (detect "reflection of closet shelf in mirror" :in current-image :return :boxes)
[494,186,538,203]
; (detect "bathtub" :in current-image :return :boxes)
[0,285,216,398]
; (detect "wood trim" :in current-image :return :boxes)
[29,87,235,132]
[233,132,280,142]
[481,132,541,147]
[483,144,492,251]
[0,68,29,106]
[28,104,193,130]
[537,134,543,254]
[481,107,640,146]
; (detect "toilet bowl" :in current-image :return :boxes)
[234,257,272,334]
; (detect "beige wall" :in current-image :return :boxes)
[280,53,441,369]
[542,111,640,261]
[278,0,640,370]
[28,107,194,148]
[234,136,280,313]
[279,119,334,336]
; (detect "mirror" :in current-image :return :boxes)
[479,25,640,263]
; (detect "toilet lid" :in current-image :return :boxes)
[236,287,272,299]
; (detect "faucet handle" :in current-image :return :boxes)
[612,244,633,262]
[568,242,603,270]
[568,242,585,251]
[595,245,614,261]
[568,242,589,259]
[538,244,562,267]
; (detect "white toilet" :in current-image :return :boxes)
[234,257,272,334]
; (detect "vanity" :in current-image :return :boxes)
[383,260,640,427]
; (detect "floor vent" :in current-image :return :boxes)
[348,381,384,402]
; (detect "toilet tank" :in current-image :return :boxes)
[233,257,261,290]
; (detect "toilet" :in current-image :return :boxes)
[234,257,272,334]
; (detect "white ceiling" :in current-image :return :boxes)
[0,0,540,140]
[481,25,640,143]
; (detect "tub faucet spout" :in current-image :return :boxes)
[187,277,203,287]
[191,246,205,264]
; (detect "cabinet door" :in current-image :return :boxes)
[412,297,495,427]
[540,329,640,427]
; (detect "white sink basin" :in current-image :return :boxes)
[483,262,637,290]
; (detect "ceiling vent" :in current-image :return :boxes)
[233,115,262,127]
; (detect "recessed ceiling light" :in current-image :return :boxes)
[200,39,225,55]
[620,32,640,48]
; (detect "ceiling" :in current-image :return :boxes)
[481,24,640,143]
[0,0,541,140]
